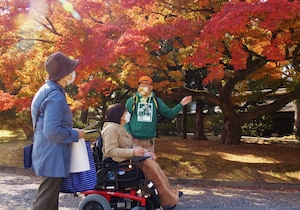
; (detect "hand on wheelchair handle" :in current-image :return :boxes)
[74,128,85,139]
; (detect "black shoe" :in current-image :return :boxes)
[163,205,175,210]
[178,191,183,198]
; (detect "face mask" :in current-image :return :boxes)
[65,71,76,85]
[138,86,150,96]
[125,112,131,123]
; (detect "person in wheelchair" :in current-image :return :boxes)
[101,103,182,209]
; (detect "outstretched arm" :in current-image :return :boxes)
[180,95,193,106]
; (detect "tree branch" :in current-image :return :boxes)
[17,37,54,44]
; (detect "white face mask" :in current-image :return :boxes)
[138,86,150,97]
[125,112,131,123]
[65,71,76,85]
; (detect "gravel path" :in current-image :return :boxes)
[1,172,300,210]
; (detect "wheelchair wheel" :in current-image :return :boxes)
[78,194,111,210]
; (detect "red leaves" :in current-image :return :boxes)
[2,0,300,114]
[13,0,30,8]
[115,30,150,66]
[0,90,29,112]
[186,0,300,84]
[204,64,224,85]
[77,78,118,99]
[263,42,285,61]
[0,91,16,111]
[143,18,202,45]
[120,0,155,9]
[187,41,223,68]
[230,40,247,70]
[257,0,299,31]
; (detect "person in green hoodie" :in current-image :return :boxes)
[124,76,192,152]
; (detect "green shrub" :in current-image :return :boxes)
[157,123,177,136]
[242,115,273,137]
[73,120,87,129]
[294,126,300,140]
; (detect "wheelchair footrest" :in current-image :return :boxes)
[140,179,162,208]
[131,207,146,210]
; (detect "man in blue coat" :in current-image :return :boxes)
[31,52,84,210]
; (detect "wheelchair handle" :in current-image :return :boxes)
[84,129,100,135]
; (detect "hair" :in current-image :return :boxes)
[105,103,126,124]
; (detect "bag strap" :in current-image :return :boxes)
[132,94,158,111]
[32,89,57,142]
[33,110,40,131]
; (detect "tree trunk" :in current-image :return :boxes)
[80,108,89,124]
[100,98,108,129]
[194,100,207,140]
[182,106,187,139]
[294,100,300,139]
[22,126,34,139]
[221,119,242,145]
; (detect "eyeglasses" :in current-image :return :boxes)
[138,82,152,87]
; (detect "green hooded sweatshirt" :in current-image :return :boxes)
[124,91,183,140]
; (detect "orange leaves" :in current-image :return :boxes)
[0,91,16,111]
[77,78,118,100]
[262,35,289,61]
[204,64,224,85]
[0,89,31,112]
[250,62,282,82]
[76,78,119,109]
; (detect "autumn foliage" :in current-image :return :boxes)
[1,0,300,144]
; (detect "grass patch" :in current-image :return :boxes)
[156,135,300,183]
[0,130,31,167]
[1,130,300,183]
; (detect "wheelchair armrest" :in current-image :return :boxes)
[100,156,150,169]
[104,156,149,164]
[116,156,150,168]
[102,157,114,163]
[132,156,150,162]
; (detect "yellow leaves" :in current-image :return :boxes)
[178,46,195,60]
[12,13,28,29]
[105,77,112,82]
[169,70,184,81]
[70,100,84,110]
[66,93,75,106]
[121,61,150,88]
[243,27,272,55]
[18,85,36,98]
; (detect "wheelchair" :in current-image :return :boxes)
[78,130,175,210]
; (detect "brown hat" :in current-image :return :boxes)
[45,52,79,81]
[138,76,153,85]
